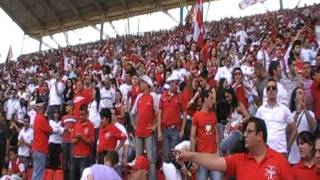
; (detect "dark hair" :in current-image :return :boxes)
[232,67,243,83]
[297,131,315,147]
[224,86,239,110]
[97,151,119,166]
[199,89,211,104]
[100,108,112,123]
[199,70,208,79]
[243,117,268,143]
[9,147,18,155]
[23,114,30,121]
[79,104,87,113]
[93,87,101,110]
[268,61,280,77]
[287,56,296,66]
[267,78,277,85]
[289,87,303,112]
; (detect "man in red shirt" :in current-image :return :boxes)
[191,89,220,179]
[97,108,126,153]
[31,99,53,180]
[158,73,187,161]
[312,68,320,133]
[70,105,94,180]
[131,75,157,180]
[73,80,91,118]
[176,117,294,180]
[61,100,77,180]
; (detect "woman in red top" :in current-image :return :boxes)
[231,68,248,110]
[114,89,125,124]
[292,131,319,179]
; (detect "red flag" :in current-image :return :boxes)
[5,45,13,63]
[193,0,204,48]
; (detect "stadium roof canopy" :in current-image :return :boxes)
[0,0,210,38]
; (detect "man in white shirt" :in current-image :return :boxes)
[119,73,132,105]
[263,61,288,105]
[256,36,271,71]
[100,76,116,109]
[256,79,297,155]
[4,89,20,121]
[214,57,233,85]
[47,72,65,120]
[17,115,33,169]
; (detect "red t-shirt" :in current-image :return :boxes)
[192,111,217,153]
[136,93,155,137]
[61,114,77,143]
[224,148,294,180]
[159,91,186,128]
[311,81,320,120]
[71,121,94,156]
[31,113,53,154]
[73,89,92,118]
[234,85,248,110]
[291,161,320,180]
[128,85,142,108]
[97,124,127,152]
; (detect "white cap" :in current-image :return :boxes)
[140,75,154,89]
[166,71,181,82]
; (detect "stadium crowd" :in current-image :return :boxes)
[1,2,320,180]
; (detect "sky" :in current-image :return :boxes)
[0,0,319,63]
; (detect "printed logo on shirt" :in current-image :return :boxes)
[84,128,89,135]
[105,132,111,139]
[74,96,85,103]
[205,123,212,135]
[264,165,278,180]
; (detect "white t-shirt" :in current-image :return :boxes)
[100,87,116,109]
[88,100,101,129]
[255,103,293,153]
[288,110,315,164]
[49,120,64,144]
[18,127,33,157]
[114,122,129,165]
[214,66,233,85]
[48,79,65,106]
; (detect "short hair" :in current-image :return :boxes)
[267,78,277,85]
[199,70,208,79]
[9,147,18,155]
[100,108,112,123]
[254,62,264,71]
[23,114,30,121]
[79,104,87,113]
[243,117,268,143]
[297,131,315,147]
[287,56,296,66]
[98,151,119,166]
[268,61,280,77]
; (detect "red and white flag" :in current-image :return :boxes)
[5,45,13,63]
[239,0,267,9]
[193,0,204,48]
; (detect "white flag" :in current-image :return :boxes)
[239,0,267,9]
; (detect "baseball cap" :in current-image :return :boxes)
[129,155,149,171]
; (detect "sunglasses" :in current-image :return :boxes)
[266,86,277,91]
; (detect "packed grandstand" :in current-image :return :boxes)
[0,0,320,180]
